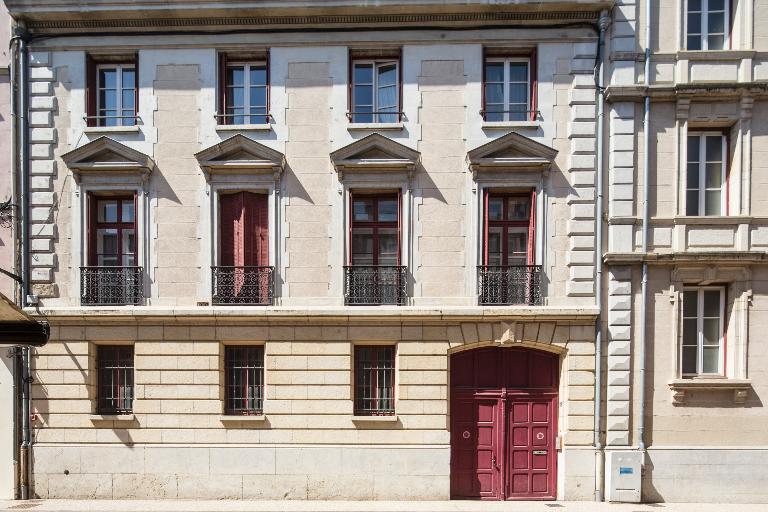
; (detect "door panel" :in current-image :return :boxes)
[505,396,556,500]
[450,394,502,499]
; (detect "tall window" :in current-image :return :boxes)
[484,57,533,122]
[484,192,535,267]
[224,345,265,415]
[682,287,725,376]
[350,193,400,266]
[89,194,137,267]
[219,58,269,125]
[97,345,134,414]
[213,191,272,305]
[86,56,138,127]
[686,133,726,216]
[354,345,395,415]
[687,0,729,50]
[350,59,400,123]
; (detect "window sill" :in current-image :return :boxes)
[677,49,756,61]
[215,124,272,131]
[669,378,751,405]
[83,125,141,134]
[673,215,751,225]
[219,414,266,423]
[347,122,404,131]
[89,414,135,422]
[482,121,540,129]
[352,415,398,423]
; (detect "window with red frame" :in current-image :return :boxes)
[218,53,270,125]
[354,345,395,415]
[350,193,400,266]
[224,345,264,415]
[482,50,537,122]
[88,194,137,267]
[97,345,134,414]
[483,191,536,267]
[86,55,138,127]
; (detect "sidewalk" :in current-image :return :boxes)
[0,501,766,512]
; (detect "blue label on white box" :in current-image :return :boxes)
[619,467,633,475]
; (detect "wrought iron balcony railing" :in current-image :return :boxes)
[344,265,407,306]
[477,265,543,306]
[211,266,274,305]
[80,266,144,306]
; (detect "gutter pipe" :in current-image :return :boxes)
[638,0,652,452]
[594,9,611,503]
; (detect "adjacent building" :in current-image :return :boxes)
[2,0,767,504]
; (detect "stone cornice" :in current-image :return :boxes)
[604,251,768,265]
[27,305,599,323]
[605,83,768,102]
[18,10,604,34]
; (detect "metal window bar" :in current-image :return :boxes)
[344,266,407,306]
[346,111,404,123]
[225,345,264,415]
[477,265,543,306]
[97,345,134,415]
[479,109,540,121]
[214,112,273,124]
[354,345,395,415]
[80,266,144,306]
[211,266,274,305]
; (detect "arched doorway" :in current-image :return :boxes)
[450,346,559,500]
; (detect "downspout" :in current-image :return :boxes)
[19,347,31,500]
[638,0,652,452]
[594,10,611,503]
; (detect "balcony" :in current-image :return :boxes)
[477,265,543,306]
[344,266,407,306]
[211,266,274,305]
[80,266,144,306]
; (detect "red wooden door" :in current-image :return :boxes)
[506,396,557,500]
[220,191,268,267]
[451,393,503,499]
[450,347,558,501]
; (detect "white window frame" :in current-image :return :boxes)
[686,132,727,216]
[484,57,531,122]
[96,64,136,127]
[681,286,725,377]
[224,61,269,125]
[351,59,400,123]
[685,0,730,51]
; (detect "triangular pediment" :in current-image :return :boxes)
[467,132,558,175]
[330,133,420,176]
[195,134,285,176]
[62,137,156,178]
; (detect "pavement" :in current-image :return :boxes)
[0,501,766,512]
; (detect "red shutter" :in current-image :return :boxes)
[482,189,490,266]
[86,55,97,127]
[133,54,139,120]
[529,48,537,121]
[87,192,96,265]
[219,192,242,267]
[481,47,487,121]
[396,192,402,266]
[527,190,536,266]
[218,52,228,125]
[242,192,269,267]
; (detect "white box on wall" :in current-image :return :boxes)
[605,450,642,503]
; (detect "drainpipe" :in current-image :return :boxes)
[594,10,611,503]
[15,26,30,308]
[637,0,652,452]
[19,347,31,500]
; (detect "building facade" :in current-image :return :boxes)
[603,0,768,504]
[2,0,767,504]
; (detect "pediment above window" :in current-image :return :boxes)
[466,132,558,178]
[61,136,156,184]
[330,133,420,180]
[195,134,286,182]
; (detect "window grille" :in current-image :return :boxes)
[225,345,265,415]
[354,345,395,415]
[97,345,134,415]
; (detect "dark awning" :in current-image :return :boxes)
[0,293,49,347]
